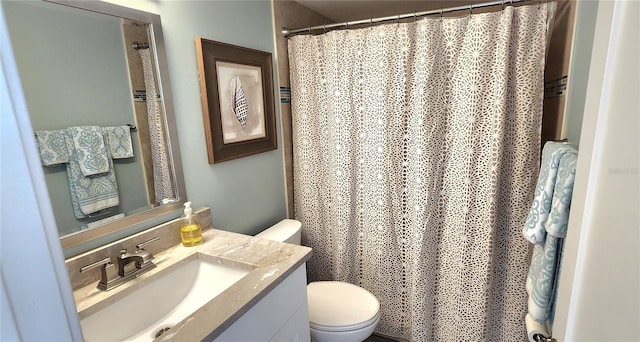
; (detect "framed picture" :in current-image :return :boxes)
[195,37,277,164]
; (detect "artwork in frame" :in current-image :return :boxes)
[195,37,277,164]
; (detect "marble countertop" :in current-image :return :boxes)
[73,228,312,341]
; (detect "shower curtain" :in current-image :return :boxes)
[289,4,550,341]
[139,49,174,202]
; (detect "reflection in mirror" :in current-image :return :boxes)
[3,0,186,257]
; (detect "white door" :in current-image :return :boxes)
[552,1,640,341]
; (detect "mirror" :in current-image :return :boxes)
[3,0,186,257]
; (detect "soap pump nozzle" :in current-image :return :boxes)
[183,201,193,216]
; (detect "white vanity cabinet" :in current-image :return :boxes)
[212,264,310,342]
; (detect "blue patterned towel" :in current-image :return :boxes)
[545,152,578,238]
[63,129,119,218]
[523,142,576,244]
[67,126,110,176]
[35,130,69,166]
[102,126,134,159]
[526,150,578,325]
[527,235,563,323]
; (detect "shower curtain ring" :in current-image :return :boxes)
[323,24,327,33]
[370,18,373,27]
[501,0,505,10]
[469,4,473,15]
[440,9,444,19]
[397,15,401,25]
[413,11,417,22]
[308,26,312,34]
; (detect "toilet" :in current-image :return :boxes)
[256,219,380,342]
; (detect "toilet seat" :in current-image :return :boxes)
[307,281,380,332]
[310,312,380,332]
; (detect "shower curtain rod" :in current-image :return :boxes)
[282,0,543,37]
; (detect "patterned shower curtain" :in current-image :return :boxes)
[139,49,174,203]
[289,4,550,341]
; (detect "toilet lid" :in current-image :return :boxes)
[307,281,380,332]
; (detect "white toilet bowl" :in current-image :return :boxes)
[256,219,381,342]
[307,281,380,342]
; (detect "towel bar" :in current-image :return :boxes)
[34,124,136,136]
[534,333,557,342]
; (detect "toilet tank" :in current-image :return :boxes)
[255,219,302,245]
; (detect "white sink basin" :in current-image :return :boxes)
[80,254,251,341]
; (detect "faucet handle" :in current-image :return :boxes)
[136,236,159,251]
[79,257,119,291]
[80,257,112,273]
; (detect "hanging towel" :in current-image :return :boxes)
[230,76,248,128]
[102,126,134,159]
[523,142,576,244]
[67,126,110,176]
[526,235,563,323]
[545,151,578,238]
[63,129,119,218]
[526,151,578,325]
[35,130,69,166]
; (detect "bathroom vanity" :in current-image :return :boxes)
[70,211,312,341]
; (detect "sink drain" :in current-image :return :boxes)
[155,327,171,338]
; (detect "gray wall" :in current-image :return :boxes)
[3,1,149,236]
[158,0,287,235]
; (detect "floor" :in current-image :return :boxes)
[365,334,398,342]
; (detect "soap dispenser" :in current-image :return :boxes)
[180,201,203,247]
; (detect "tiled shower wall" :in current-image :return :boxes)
[542,0,577,144]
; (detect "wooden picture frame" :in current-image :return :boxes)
[195,37,277,164]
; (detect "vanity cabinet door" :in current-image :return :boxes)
[213,264,310,342]
[269,305,308,342]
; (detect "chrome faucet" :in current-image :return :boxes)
[80,237,159,291]
[117,236,158,277]
[117,248,153,276]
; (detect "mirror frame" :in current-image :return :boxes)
[44,0,187,253]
